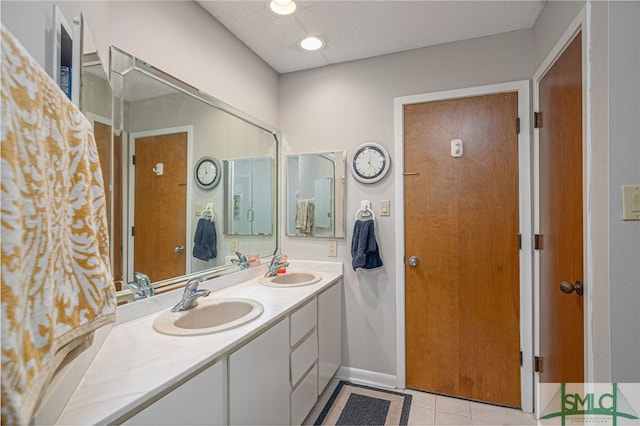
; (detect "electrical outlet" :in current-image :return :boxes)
[195,203,203,216]
[230,238,239,252]
[327,241,337,257]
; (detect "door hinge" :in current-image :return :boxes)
[132,155,136,165]
[535,356,543,373]
[534,112,541,129]
[534,234,542,250]
[131,226,135,237]
[516,117,520,134]
[520,351,523,366]
[518,234,522,250]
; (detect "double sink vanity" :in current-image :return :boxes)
[58,260,343,425]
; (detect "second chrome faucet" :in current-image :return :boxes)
[171,277,211,312]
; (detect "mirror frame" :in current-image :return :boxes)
[108,47,280,303]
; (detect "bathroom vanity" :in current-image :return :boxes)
[57,261,342,425]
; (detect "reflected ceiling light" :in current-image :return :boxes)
[269,0,297,15]
[300,36,324,51]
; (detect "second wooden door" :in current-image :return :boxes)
[404,92,521,407]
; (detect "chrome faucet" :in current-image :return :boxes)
[127,272,154,300]
[265,254,289,278]
[171,277,211,312]
[230,252,250,270]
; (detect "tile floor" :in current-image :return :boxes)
[305,379,538,426]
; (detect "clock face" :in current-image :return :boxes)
[195,157,221,189]
[351,143,390,183]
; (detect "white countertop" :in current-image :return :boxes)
[57,261,343,425]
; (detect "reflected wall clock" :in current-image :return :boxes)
[194,156,221,189]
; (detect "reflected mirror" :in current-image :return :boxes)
[90,47,278,304]
[286,152,346,238]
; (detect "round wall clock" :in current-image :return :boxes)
[351,142,391,184]
[194,156,221,189]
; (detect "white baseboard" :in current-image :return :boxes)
[336,366,398,390]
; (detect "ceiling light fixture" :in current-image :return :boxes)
[300,36,324,51]
[269,0,297,16]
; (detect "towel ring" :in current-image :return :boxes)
[202,208,213,220]
[354,207,375,221]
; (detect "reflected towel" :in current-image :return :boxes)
[193,217,217,261]
[351,220,383,270]
[295,199,314,234]
[1,26,116,425]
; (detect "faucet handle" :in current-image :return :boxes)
[235,252,248,262]
[184,276,204,294]
[133,272,150,286]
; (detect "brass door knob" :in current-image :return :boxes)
[560,280,584,296]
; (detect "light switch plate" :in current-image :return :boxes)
[622,185,640,220]
[381,200,390,216]
[195,203,203,216]
[327,241,337,257]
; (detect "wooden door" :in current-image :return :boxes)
[404,92,521,407]
[133,132,187,282]
[538,32,584,383]
[93,122,123,290]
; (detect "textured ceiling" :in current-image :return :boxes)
[198,1,546,74]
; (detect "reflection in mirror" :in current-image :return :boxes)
[286,152,346,238]
[109,47,278,303]
[79,19,119,288]
[224,157,273,236]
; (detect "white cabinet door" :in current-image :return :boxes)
[318,280,342,394]
[229,317,290,425]
[123,360,226,425]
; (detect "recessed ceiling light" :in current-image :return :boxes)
[269,0,296,16]
[300,36,324,51]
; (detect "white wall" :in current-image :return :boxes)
[1,1,56,77]
[608,0,640,383]
[279,29,534,378]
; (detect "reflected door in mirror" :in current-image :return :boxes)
[93,121,123,289]
[132,132,187,282]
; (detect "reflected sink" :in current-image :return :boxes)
[153,298,264,336]
[258,271,322,287]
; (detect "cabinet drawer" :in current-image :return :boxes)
[291,330,318,386]
[290,298,317,346]
[291,362,318,426]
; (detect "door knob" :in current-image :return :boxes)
[173,245,185,253]
[560,280,584,296]
[408,256,419,267]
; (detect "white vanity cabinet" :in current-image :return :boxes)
[228,317,290,425]
[290,298,319,425]
[290,279,343,425]
[123,360,226,425]
[318,279,342,394]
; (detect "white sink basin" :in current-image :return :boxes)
[258,271,322,287]
[153,298,264,336]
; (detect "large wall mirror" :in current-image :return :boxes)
[82,46,279,304]
[286,152,346,238]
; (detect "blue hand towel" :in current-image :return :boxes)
[351,219,383,270]
[193,218,217,261]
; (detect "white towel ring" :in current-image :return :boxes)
[354,208,375,221]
